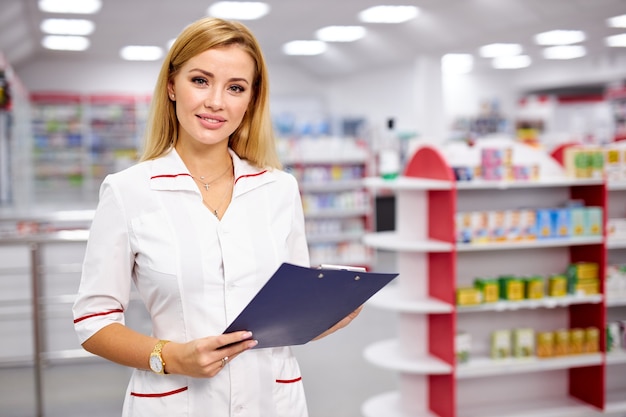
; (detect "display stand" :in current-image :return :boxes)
[362,141,618,416]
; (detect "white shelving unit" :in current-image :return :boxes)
[281,137,374,268]
[362,142,617,417]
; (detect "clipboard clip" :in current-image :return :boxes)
[317,264,367,273]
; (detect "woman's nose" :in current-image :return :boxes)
[204,88,224,109]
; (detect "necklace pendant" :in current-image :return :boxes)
[213,209,219,217]
[203,183,209,191]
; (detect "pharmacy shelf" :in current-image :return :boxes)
[608,182,626,191]
[304,207,370,219]
[457,294,603,313]
[458,397,603,417]
[367,284,453,313]
[363,231,453,252]
[606,295,626,307]
[306,230,365,244]
[455,177,603,190]
[606,349,626,365]
[299,179,364,192]
[456,354,603,379]
[607,237,626,249]
[457,236,603,252]
[362,391,438,417]
[606,390,626,414]
[363,143,610,417]
[363,339,453,374]
[364,176,453,191]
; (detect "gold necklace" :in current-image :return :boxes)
[190,162,232,191]
[202,177,234,218]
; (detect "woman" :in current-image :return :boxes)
[73,17,360,417]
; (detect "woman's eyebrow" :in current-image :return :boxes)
[189,68,250,85]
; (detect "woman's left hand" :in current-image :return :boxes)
[312,305,363,341]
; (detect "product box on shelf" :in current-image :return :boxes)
[513,328,535,358]
[491,329,512,359]
[536,331,554,358]
[455,332,471,363]
[475,278,499,303]
[525,276,545,299]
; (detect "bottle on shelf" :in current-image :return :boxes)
[378,118,400,180]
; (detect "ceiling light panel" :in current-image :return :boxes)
[534,30,586,45]
[606,33,626,47]
[492,55,531,69]
[315,26,366,42]
[542,45,586,60]
[479,43,523,58]
[607,14,626,28]
[120,45,164,61]
[42,35,90,51]
[40,19,95,36]
[207,2,270,20]
[38,0,102,14]
[282,40,327,56]
[358,5,419,23]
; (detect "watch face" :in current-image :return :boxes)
[150,355,163,373]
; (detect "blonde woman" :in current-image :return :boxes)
[73,17,360,417]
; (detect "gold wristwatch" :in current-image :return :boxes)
[149,339,170,374]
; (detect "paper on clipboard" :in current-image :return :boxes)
[223,263,398,349]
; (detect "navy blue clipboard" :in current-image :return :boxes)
[223,263,398,349]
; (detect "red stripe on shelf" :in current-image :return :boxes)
[130,386,188,397]
[276,377,302,384]
[234,170,267,185]
[150,173,191,180]
[73,309,124,323]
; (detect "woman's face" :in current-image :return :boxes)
[168,44,255,147]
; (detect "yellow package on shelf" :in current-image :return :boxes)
[456,287,482,306]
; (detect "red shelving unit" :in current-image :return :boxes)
[363,142,614,417]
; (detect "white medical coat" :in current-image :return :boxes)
[73,148,310,417]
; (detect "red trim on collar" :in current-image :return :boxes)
[150,173,191,180]
[234,170,268,185]
[73,309,124,324]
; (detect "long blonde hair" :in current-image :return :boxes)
[140,17,281,169]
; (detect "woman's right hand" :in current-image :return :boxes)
[163,331,257,377]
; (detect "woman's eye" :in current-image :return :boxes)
[192,77,208,85]
[229,85,245,93]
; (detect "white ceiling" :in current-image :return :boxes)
[1,0,626,80]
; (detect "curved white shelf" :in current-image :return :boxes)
[368,285,453,314]
[458,397,604,417]
[307,230,364,244]
[606,294,626,307]
[606,390,626,414]
[362,391,437,417]
[363,176,453,191]
[608,181,626,191]
[456,236,603,252]
[363,339,453,375]
[304,207,370,218]
[606,349,626,365]
[456,177,603,190]
[299,179,364,192]
[363,231,452,252]
[607,237,626,249]
[457,294,603,313]
[456,353,603,379]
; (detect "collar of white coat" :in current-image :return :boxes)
[149,147,275,197]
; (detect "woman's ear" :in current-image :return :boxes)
[167,82,175,101]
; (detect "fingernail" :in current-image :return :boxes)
[242,331,253,339]
[248,340,258,348]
